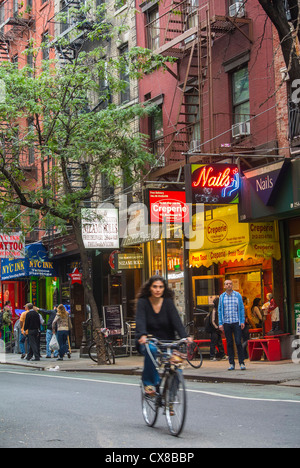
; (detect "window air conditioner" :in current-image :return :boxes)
[229,2,245,18]
[232,121,250,139]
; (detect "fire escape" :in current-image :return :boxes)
[0,0,34,63]
[48,0,96,65]
[146,0,253,170]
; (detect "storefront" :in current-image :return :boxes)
[0,243,57,321]
[188,204,281,333]
[239,157,300,334]
[183,162,284,332]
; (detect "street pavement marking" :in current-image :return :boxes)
[1,369,300,404]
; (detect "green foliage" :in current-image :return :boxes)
[0,24,171,233]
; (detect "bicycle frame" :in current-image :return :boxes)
[141,338,187,436]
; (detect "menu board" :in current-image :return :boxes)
[103,305,124,335]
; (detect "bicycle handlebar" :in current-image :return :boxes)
[147,337,188,349]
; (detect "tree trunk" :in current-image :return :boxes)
[258,0,300,84]
[72,219,107,365]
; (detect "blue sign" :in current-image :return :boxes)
[1,243,56,280]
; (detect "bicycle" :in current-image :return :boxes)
[141,337,188,437]
[88,328,115,365]
[184,321,203,369]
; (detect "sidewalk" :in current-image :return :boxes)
[1,351,300,387]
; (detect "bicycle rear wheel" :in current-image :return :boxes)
[165,370,186,436]
[186,342,203,369]
[88,342,115,365]
[141,385,159,427]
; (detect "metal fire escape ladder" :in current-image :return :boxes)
[0,35,9,62]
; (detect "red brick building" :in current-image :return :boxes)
[136,0,280,179]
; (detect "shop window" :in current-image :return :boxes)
[232,67,250,125]
[292,238,300,303]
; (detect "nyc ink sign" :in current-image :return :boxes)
[186,164,240,205]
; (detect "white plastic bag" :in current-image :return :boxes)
[50,334,60,351]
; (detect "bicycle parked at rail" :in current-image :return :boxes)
[88,328,115,365]
[141,337,188,437]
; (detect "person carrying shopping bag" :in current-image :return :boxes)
[52,304,72,361]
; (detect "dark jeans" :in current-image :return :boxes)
[27,330,40,360]
[57,330,69,358]
[210,330,225,358]
[223,322,245,366]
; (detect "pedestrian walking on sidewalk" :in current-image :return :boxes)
[38,306,59,358]
[52,304,72,361]
[218,279,246,371]
[24,304,41,361]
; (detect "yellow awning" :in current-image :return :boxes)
[189,205,281,268]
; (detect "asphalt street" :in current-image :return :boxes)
[1,364,300,449]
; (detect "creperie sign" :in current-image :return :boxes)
[149,191,190,223]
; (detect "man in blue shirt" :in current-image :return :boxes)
[218,279,246,371]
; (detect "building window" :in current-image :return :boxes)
[41,32,50,61]
[151,104,164,165]
[232,67,250,125]
[119,44,130,104]
[147,7,160,50]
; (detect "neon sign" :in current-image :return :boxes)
[187,164,240,204]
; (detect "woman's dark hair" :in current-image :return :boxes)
[252,298,261,310]
[213,297,219,309]
[137,275,174,300]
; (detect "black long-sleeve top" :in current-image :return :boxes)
[24,310,41,332]
[135,297,187,341]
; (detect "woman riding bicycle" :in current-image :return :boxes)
[135,275,192,397]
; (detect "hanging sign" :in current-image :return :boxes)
[0,232,25,258]
[82,208,119,249]
[185,164,240,204]
[148,190,190,223]
[244,160,290,206]
[68,268,83,285]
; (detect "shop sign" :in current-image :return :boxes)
[69,267,82,285]
[185,164,240,204]
[1,243,56,280]
[0,232,25,259]
[244,160,290,206]
[148,190,189,224]
[82,208,119,249]
[117,253,144,269]
[103,304,124,335]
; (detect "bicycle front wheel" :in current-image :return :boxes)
[186,342,203,369]
[141,385,159,428]
[165,370,186,436]
[88,342,98,363]
[105,342,115,365]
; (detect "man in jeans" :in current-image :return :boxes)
[218,280,246,371]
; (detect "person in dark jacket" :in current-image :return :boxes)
[37,306,58,358]
[135,275,192,396]
[24,304,41,361]
[209,297,226,361]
